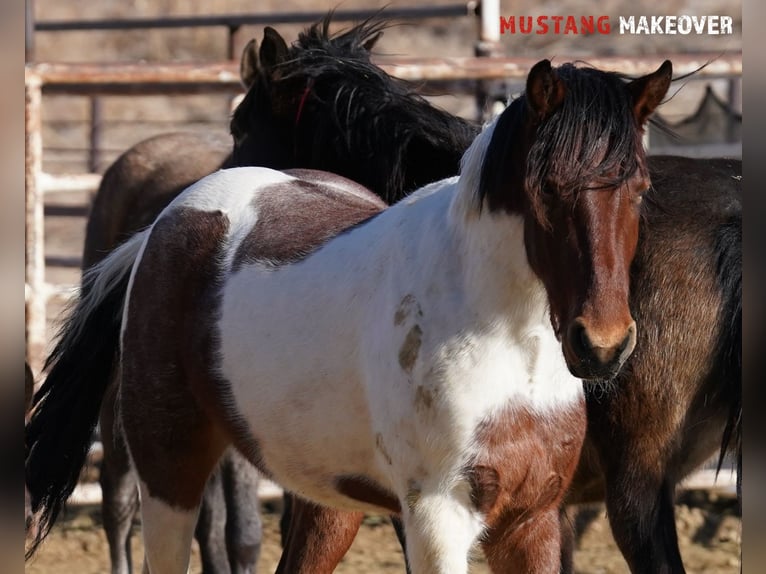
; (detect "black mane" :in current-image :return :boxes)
[232,15,479,204]
[479,63,648,220]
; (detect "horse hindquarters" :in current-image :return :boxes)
[86,134,264,574]
[120,207,249,573]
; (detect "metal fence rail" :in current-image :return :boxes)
[29,2,481,61]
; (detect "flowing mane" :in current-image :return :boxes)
[477,64,650,224]
[230,15,479,203]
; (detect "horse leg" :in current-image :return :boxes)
[195,462,231,574]
[99,382,140,574]
[481,507,561,574]
[604,475,685,574]
[558,506,575,574]
[131,430,228,574]
[121,384,228,574]
[221,448,262,573]
[276,497,363,574]
[401,492,483,574]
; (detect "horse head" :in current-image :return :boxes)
[479,59,672,380]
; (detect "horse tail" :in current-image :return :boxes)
[25,229,149,559]
[713,213,741,478]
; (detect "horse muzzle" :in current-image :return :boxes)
[562,318,637,381]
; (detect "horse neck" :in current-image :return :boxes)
[449,203,547,327]
[447,120,549,326]
[302,84,478,203]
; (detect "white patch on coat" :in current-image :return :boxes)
[138,480,199,574]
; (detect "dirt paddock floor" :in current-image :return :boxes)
[26,488,740,574]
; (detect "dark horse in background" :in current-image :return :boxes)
[27,16,740,574]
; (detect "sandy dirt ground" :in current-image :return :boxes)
[25,488,740,574]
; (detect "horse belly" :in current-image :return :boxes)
[216,277,389,509]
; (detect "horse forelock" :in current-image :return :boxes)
[527,65,648,188]
[477,64,650,225]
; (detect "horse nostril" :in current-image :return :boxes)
[568,321,591,360]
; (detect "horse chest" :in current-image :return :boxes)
[467,399,586,527]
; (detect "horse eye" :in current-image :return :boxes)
[541,184,555,197]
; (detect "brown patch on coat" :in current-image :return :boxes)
[467,400,586,570]
[398,325,423,374]
[334,475,401,515]
[232,171,385,270]
[120,207,265,510]
[278,495,363,574]
[414,385,434,412]
[394,294,423,326]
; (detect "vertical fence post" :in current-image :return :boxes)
[474,0,501,122]
[479,0,500,45]
[227,25,242,61]
[25,72,47,374]
[227,25,244,118]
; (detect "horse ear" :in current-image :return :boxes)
[525,59,566,123]
[627,60,672,126]
[239,39,259,89]
[362,31,383,52]
[260,26,289,70]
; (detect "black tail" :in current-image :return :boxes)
[25,231,147,559]
[713,214,742,477]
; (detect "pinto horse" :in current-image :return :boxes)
[76,18,476,574]
[26,59,669,573]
